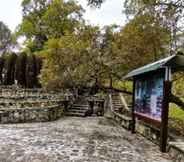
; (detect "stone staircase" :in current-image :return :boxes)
[65,97,90,117]
[110,93,132,130]
[111,93,124,113]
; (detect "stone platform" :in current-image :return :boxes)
[0,117,171,162]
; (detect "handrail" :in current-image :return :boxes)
[109,93,132,120]
[119,93,130,111]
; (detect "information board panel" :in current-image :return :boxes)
[134,70,165,122]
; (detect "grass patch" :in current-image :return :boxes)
[169,103,184,121]
[169,102,184,136]
[113,81,133,92]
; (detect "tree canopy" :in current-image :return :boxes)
[0,21,13,54]
[17,0,84,52]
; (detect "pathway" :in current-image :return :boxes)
[0,117,171,162]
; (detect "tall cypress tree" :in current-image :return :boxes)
[26,54,37,88]
[4,53,17,85]
[15,52,27,87]
[0,57,4,84]
[35,56,42,87]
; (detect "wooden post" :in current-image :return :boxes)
[160,81,170,152]
[160,67,171,152]
[131,77,136,134]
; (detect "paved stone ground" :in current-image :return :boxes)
[0,117,171,162]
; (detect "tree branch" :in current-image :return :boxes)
[169,93,184,111]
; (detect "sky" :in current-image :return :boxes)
[0,0,126,32]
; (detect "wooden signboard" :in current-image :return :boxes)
[131,67,171,152]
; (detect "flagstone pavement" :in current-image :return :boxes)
[0,117,171,162]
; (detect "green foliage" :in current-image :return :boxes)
[35,56,42,87]
[17,0,178,93]
[38,14,170,91]
[113,81,133,92]
[0,57,5,84]
[15,52,27,87]
[26,54,37,88]
[123,0,184,53]
[0,53,41,88]
[116,14,170,70]
[39,24,127,90]
[172,72,184,97]
[169,103,184,121]
[0,21,13,54]
[123,0,184,21]
[18,0,84,52]
[169,101,184,135]
[3,53,17,85]
[39,34,91,89]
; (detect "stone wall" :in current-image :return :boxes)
[0,104,65,124]
[111,111,132,130]
[135,119,161,144]
[0,89,65,100]
[107,94,133,130]
[0,99,64,109]
[168,142,184,162]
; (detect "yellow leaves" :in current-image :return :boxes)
[116,14,170,70]
[39,31,94,88]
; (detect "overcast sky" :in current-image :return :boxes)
[0,0,126,32]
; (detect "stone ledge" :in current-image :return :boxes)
[168,142,184,161]
[112,111,132,130]
[0,105,65,124]
[135,119,161,144]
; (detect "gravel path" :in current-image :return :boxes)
[0,117,171,162]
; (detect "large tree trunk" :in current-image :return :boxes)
[169,93,184,111]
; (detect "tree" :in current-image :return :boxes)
[3,53,17,85]
[35,56,42,87]
[0,21,13,54]
[123,0,184,54]
[87,0,184,53]
[116,14,170,71]
[17,0,84,52]
[0,57,5,84]
[39,25,103,90]
[26,54,37,88]
[15,52,27,87]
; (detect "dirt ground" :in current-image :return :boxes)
[0,117,171,162]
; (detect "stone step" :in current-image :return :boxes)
[73,104,89,107]
[113,106,123,109]
[112,100,121,102]
[65,112,85,117]
[112,100,121,103]
[72,106,89,110]
[68,109,87,113]
[112,98,120,100]
[71,107,89,110]
[113,103,123,105]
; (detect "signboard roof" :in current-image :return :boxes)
[124,54,184,79]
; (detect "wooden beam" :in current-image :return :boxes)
[160,81,171,152]
[131,77,136,134]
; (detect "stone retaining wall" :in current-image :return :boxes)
[135,119,161,144]
[0,100,64,109]
[108,94,132,130]
[0,105,64,124]
[112,111,132,130]
[169,142,184,162]
[0,87,72,100]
